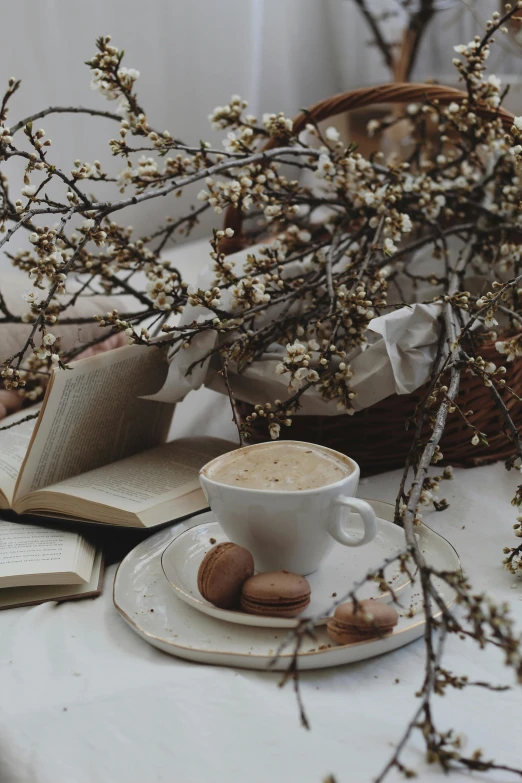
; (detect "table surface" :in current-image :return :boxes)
[2,242,522,782]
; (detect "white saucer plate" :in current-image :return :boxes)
[160,514,412,629]
[113,500,460,671]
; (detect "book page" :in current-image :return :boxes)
[15,344,174,500]
[37,437,233,513]
[0,519,94,586]
[0,406,40,507]
[0,548,103,610]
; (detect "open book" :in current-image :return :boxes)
[0,517,103,609]
[0,344,235,527]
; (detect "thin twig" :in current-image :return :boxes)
[0,412,39,431]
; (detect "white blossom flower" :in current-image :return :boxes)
[50,251,64,265]
[484,312,498,328]
[367,119,380,137]
[232,279,270,305]
[156,292,174,310]
[471,434,480,446]
[514,117,522,131]
[21,185,36,197]
[0,125,12,146]
[384,237,397,255]
[116,96,131,116]
[400,213,412,233]
[117,66,140,81]
[275,363,287,375]
[146,280,165,295]
[43,333,56,345]
[22,290,42,304]
[286,341,306,356]
[316,153,334,178]
[325,126,340,142]
[269,422,281,440]
[82,219,95,231]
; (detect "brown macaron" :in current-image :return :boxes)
[197,542,254,609]
[240,571,311,617]
[327,599,399,645]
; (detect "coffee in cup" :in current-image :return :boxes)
[203,441,353,492]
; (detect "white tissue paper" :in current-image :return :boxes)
[151,242,444,413]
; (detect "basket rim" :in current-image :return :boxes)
[222,81,515,241]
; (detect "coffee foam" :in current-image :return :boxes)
[203,442,353,491]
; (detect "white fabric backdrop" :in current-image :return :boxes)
[2,0,522,252]
[0,0,337,243]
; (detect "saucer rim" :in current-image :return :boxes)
[112,500,461,668]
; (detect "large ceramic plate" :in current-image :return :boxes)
[160,514,412,629]
[113,500,460,671]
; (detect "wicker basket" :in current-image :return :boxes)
[222,83,522,475]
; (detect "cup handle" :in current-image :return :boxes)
[329,496,377,547]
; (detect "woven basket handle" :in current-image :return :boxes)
[221,82,515,250]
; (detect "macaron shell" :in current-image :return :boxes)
[327,618,396,645]
[196,542,234,596]
[327,599,399,645]
[241,572,311,601]
[197,542,254,609]
[240,571,311,618]
[332,599,399,629]
[240,594,310,618]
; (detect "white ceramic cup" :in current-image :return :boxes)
[199,440,377,575]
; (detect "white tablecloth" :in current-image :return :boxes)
[1,386,522,783]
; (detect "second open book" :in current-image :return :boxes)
[0,344,234,527]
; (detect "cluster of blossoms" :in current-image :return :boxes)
[0,125,13,150]
[275,339,322,391]
[89,36,140,108]
[496,334,522,361]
